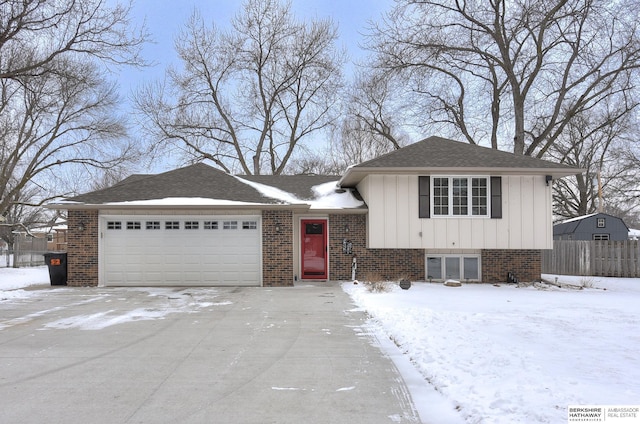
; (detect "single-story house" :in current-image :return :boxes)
[553,213,629,241]
[48,136,580,287]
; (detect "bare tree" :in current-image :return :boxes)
[0,186,47,258]
[369,0,640,157]
[0,0,146,80]
[346,72,411,151]
[0,0,147,218]
[135,0,345,175]
[549,102,638,219]
[0,57,137,218]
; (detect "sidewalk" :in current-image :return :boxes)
[0,283,422,423]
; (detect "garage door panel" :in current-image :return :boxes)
[102,215,261,287]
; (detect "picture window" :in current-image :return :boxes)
[432,176,490,217]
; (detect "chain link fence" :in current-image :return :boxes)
[1,235,48,268]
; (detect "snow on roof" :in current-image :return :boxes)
[235,177,364,210]
[558,213,598,224]
[102,197,267,207]
[310,181,364,209]
[234,176,304,204]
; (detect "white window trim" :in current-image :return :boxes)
[431,176,491,218]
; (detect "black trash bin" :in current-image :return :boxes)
[43,252,68,286]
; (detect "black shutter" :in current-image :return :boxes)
[419,176,430,218]
[491,176,502,219]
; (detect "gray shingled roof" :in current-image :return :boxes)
[65,163,279,205]
[61,164,344,206]
[339,136,581,187]
[355,136,578,169]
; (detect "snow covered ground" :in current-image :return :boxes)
[343,276,640,424]
[0,266,50,292]
[2,267,638,423]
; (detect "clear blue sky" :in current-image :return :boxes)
[121,0,393,93]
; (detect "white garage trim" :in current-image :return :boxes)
[99,215,262,286]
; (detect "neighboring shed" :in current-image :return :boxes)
[553,213,629,241]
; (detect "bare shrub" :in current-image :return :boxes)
[580,277,596,289]
[362,272,394,293]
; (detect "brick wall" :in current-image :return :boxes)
[481,249,542,283]
[67,210,99,286]
[262,210,294,287]
[328,214,425,281]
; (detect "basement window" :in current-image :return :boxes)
[426,255,480,281]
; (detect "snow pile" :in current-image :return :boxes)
[310,181,364,209]
[343,276,640,424]
[0,266,50,294]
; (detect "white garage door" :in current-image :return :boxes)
[101,215,261,286]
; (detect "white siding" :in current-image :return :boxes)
[359,174,553,250]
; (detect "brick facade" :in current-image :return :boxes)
[67,210,99,286]
[328,214,425,281]
[481,249,542,284]
[262,210,294,287]
[64,209,541,287]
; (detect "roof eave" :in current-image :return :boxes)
[338,166,585,187]
[46,202,313,211]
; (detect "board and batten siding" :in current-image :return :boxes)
[358,174,553,250]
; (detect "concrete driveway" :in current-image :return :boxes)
[0,283,422,423]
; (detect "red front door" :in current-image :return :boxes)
[301,219,328,279]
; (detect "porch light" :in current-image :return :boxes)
[78,222,85,232]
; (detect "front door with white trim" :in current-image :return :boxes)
[301,219,328,279]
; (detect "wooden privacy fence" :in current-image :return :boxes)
[542,240,640,277]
